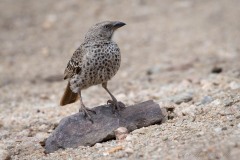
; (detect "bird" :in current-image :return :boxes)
[60,21,126,121]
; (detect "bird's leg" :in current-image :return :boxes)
[102,82,125,113]
[78,90,96,123]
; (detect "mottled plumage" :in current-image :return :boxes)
[60,21,126,122]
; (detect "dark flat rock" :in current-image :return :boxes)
[45,100,163,153]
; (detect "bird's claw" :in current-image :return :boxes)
[107,100,125,114]
[79,107,96,123]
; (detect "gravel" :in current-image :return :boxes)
[170,92,194,105]
[0,149,10,160]
[1,0,240,159]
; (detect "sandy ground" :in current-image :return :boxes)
[0,0,240,159]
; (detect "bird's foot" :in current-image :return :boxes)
[79,107,96,123]
[107,100,125,114]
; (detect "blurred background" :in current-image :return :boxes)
[1,0,239,105]
[0,0,240,159]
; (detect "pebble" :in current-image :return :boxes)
[103,152,109,156]
[196,131,204,137]
[188,115,196,122]
[211,99,221,106]
[114,127,129,140]
[181,105,197,116]
[132,127,147,134]
[237,123,240,129]
[171,92,193,104]
[38,124,49,131]
[211,66,222,74]
[226,115,234,121]
[35,132,49,141]
[222,127,227,130]
[218,110,233,116]
[200,96,213,105]
[229,81,240,90]
[125,147,134,154]
[0,149,10,160]
[201,80,214,91]
[236,115,240,119]
[125,135,132,141]
[95,143,103,148]
[125,135,138,142]
[146,66,161,75]
[214,127,222,133]
[224,99,234,107]
[162,136,168,141]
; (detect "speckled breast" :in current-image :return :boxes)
[71,41,121,91]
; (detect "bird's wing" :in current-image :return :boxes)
[63,46,84,80]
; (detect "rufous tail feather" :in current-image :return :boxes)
[60,81,79,106]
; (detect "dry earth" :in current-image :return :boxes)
[0,0,240,159]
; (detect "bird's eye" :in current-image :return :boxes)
[104,25,111,29]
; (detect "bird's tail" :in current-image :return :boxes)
[60,81,79,106]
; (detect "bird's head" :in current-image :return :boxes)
[84,21,126,41]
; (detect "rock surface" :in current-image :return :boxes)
[45,100,163,153]
[1,0,240,159]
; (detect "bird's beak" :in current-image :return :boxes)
[113,21,126,30]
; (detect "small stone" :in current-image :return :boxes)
[125,135,138,142]
[125,147,134,154]
[114,127,129,140]
[146,66,161,75]
[171,92,193,104]
[181,105,197,116]
[214,127,222,133]
[200,96,213,105]
[222,127,227,130]
[224,99,234,107]
[196,131,204,137]
[162,136,168,141]
[125,135,133,141]
[47,129,53,133]
[201,80,214,91]
[35,132,49,141]
[38,124,49,131]
[226,115,234,121]
[188,115,196,122]
[40,94,50,100]
[103,152,109,156]
[132,128,147,134]
[168,112,177,120]
[229,81,240,90]
[0,149,10,160]
[211,99,221,106]
[218,110,233,116]
[237,123,240,128]
[211,66,222,74]
[95,143,103,148]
